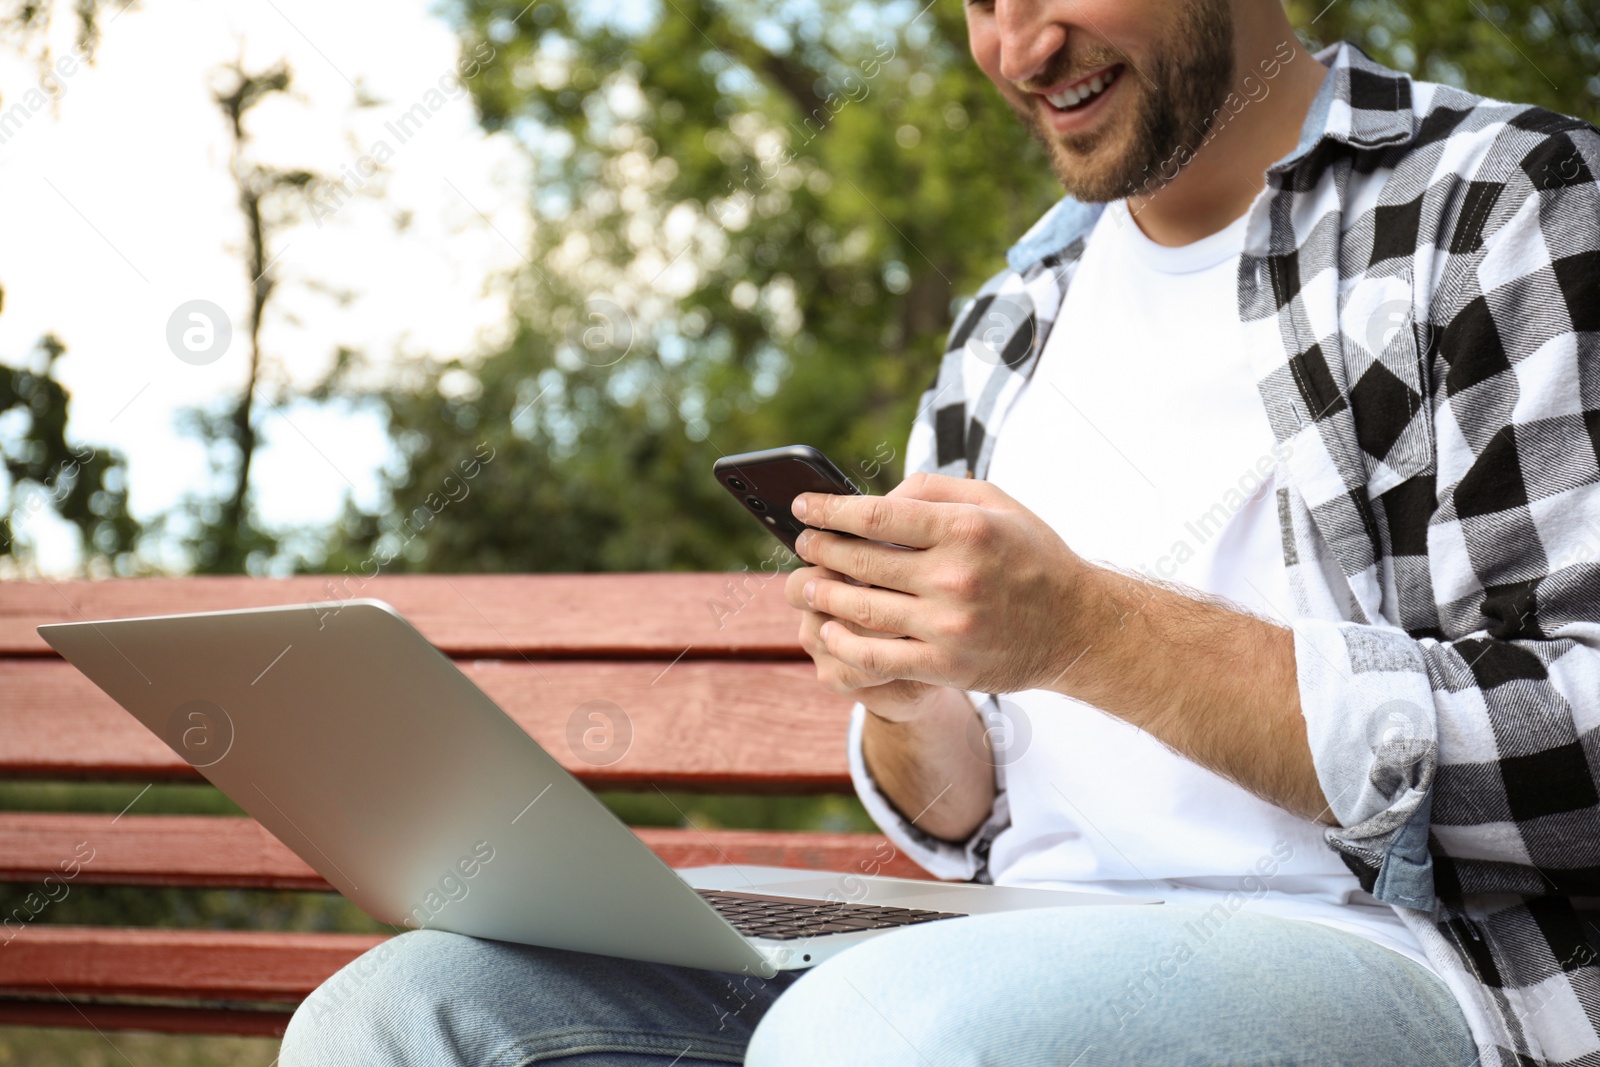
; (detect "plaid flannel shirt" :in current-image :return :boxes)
[851,41,1600,1064]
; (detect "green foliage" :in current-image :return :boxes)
[0,1029,279,1067]
[599,790,876,832]
[1291,0,1598,122]
[0,326,141,574]
[6,884,389,935]
[313,0,1060,575]
[0,781,245,816]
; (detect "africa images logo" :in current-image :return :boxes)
[166,699,235,768]
[402,839,496,930]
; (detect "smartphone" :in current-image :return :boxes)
[713,445,864,555]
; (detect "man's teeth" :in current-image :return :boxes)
[1046,67,1118,110]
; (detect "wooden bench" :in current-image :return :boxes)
[0,575,930,1036]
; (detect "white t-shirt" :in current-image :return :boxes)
[867,198,1434,971]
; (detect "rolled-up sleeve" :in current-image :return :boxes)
[1297,614,1600,910]
[1295,619,1446,910]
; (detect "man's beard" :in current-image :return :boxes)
[1006,0,1237,204]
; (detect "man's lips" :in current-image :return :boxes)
[1029,62,1126,120]
[1034,62,1121,101]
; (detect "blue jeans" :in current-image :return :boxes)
[280,905,1479,1066]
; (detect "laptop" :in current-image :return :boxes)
[39,599,1159,977]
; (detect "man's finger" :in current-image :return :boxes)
[784,565,849,610]
[791,491,945,550]
[795,530,921,593]
[890,470,1012,508]
[804,575,922,639]
[818,620,940,686]
[798,612,897,690]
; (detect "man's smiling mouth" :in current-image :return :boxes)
[1037,63,1125,112]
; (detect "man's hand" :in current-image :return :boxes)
[782,564,945,722]
[788,472,1098,696]
[785,469,1332,824]
[782,540,1001,842]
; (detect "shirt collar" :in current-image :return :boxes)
[1005,41,1418,274]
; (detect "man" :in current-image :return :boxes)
[282,0,1600,1061]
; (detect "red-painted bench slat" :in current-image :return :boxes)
[1,574,801,658]
[0,658,854,791]
[635,826,928,880]
[0,926,386,1002]
[0,813,933,889]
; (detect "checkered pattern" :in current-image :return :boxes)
[861,42,1600,1065]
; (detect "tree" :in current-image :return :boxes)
[178,60,318,574]
[0,310,141,576]
[0,1,142,576]
[314,0,1061,576]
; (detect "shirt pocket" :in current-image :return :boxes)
[1336,265,1434,495]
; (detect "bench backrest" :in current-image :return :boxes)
[3,574,848,789]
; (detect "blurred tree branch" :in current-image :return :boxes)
[183,59,318,573]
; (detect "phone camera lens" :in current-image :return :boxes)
[726,476,748,493]
[746,496,768,512]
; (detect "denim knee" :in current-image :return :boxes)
[745,905,1477,1067]
[744,915,1070,1067]
[282,928,796,1067]
[280,929,472,1067]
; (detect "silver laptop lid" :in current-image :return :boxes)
[40,599,772,975]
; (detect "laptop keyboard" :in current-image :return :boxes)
[697,889,965,941]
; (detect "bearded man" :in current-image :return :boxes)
[282,0,1600,1063]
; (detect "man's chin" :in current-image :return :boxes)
[1047,144,1141,204]
[1013,107,1141,203]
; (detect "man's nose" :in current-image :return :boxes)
[994,0,1068,85]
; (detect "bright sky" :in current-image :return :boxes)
[0,0,531,574]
